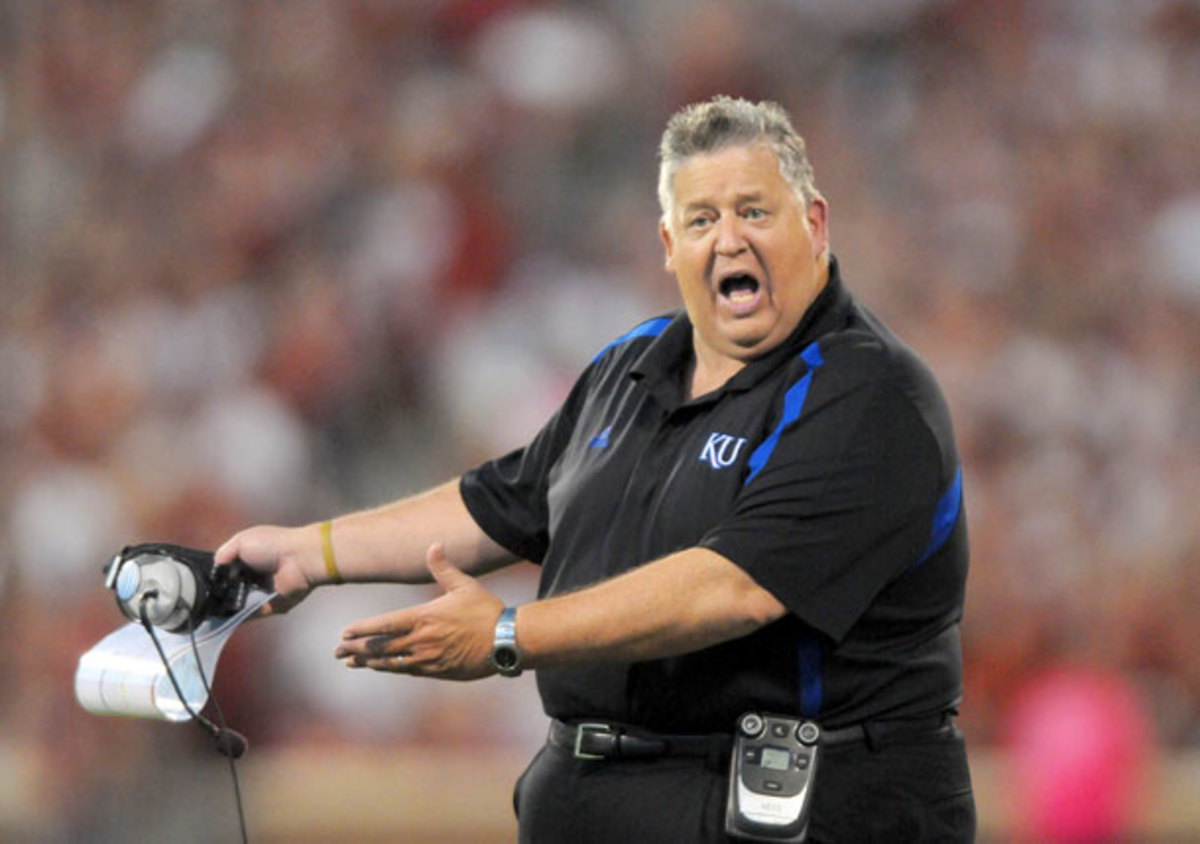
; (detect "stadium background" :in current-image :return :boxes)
[1,0,1197,840]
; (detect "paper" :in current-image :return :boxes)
[75,588,274,721]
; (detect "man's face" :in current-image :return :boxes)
[660,143,829,366]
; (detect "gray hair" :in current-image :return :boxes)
[657,95,821,218]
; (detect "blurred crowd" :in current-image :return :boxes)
[1,0,1198,838]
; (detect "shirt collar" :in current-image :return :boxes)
[631,255,851,409]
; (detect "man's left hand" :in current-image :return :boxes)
[334,543,504,681]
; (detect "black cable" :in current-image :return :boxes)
[188,621,249,844]
[138,593,250,844]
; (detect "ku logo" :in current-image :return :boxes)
[699,432,748,470]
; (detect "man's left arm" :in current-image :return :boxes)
[335,543,785,679]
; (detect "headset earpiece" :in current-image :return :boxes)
[106,544,221,633]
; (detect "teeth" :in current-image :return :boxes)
[720,276,759,305]
[719,274,759,298]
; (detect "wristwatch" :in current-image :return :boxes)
[491,606,523,677]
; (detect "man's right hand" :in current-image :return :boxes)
[214,523,323,617]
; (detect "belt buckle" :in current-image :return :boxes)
[574,722,614,760]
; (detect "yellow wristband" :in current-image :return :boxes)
[320,520,343,585]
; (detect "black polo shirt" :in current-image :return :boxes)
[460,257,968,733]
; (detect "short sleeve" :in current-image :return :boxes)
[700,343,945,642]
[460,370,592,563]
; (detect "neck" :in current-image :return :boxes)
[687,342,747,400]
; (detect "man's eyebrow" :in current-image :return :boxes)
[682,190,768,209]
[679,190,767,212]
[679,199,715,215]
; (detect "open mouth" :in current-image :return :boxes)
[717,273,762,310]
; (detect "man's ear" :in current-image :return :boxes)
[659,217,676,274]
[805,197,830,258]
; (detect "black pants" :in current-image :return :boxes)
[514,723,975,843]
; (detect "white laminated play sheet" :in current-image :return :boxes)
[75,588,274,721]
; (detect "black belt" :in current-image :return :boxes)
[549,720,730,761]
[549,712,954,761]
[817,712,955,748]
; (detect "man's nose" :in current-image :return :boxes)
[714,216,748,255]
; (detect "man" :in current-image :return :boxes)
[217,96,975,841]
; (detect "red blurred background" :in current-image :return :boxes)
[1,1,1197,840]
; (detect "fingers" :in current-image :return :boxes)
[339,641,470,677]
[335,630,426,674]
[215,526,281,568]
[340,606,413,643]
[213,535,243,566]
[337,604,417,666]
[345,652,431,676]
[337,543,469,642]
[217,526,289,570]
[346,650,414,672]
[335,543,499,681]
[336,639,409,667]
[213,526,321,617]
[259,592,305,618]
[425,542,473,593]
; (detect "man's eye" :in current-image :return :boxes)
[689,216,712,229]
[743,207,767,220]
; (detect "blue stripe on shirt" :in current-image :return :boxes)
[744,341,824,486]
[797,634,823,717]
[591,316,672,363]
[914,466,963,567]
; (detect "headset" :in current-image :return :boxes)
[105,542,264,634]
[104,542,263,842]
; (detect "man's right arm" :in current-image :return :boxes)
[214,479,518,616]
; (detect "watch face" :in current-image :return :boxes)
[494,646,518,669]
[493,644,522,676]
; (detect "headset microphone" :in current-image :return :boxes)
[212,727,249,760]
